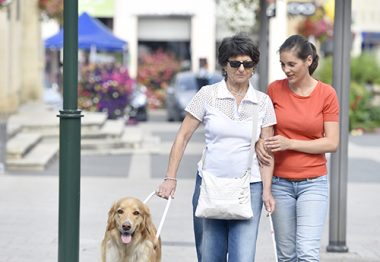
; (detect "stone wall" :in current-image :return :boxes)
[0,0,43,114]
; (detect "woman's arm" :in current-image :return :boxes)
[156,113,201,198]
[264,121,339,154]
[259,126,276,213]
[256,137,272,166]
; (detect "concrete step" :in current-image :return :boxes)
[99,119,125,138]
[80,135,161,155]
[3,102,148,171]
[121,126,145,148]
[7,122,22,140]
[4,126,160,170]
[8,105,108,134]
[9,117,125,141]
[82,118,126,139]
[81,123,147,151]
[81,137,131,150]
[6,141,59,171]
[16,124,120,140]
[6,133,42,160]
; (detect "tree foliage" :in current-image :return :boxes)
[216,0,259,36]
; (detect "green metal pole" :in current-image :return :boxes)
[57,0,82,262]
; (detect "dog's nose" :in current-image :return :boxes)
[122,221,131,231]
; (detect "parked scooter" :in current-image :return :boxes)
[125,84,148,123]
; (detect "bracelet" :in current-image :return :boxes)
[164,177,177,182]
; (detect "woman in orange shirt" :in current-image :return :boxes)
[257,35,339,261]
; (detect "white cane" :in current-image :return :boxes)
[144,191,172,240]
[267,213,278,261]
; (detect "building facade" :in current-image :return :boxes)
[0,0,43,114]
[113,0,216,78]
[352,0,380,59]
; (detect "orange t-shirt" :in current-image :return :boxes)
[267,79,339,179]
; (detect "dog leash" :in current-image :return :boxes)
[267,212,278,261]
[143,191,172,240]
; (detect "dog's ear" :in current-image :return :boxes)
[141,203,157,239]
[106,202,118,231]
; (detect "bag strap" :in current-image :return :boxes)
[247,99,259,171]
[144,191,172,240]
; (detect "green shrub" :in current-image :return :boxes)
[315,55,332,84]
[369,105,380,126]
[316,53,380,132]
[351,53,380,85]
[349,82,374,131]
[316,52,380,85]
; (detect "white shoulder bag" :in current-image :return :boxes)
[195,94,259,220]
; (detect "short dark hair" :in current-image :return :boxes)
[218,33,260,69]
[279,35,319,75]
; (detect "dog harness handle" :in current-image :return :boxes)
[144,191,172,240]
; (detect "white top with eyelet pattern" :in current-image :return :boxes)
[185,80,276,182]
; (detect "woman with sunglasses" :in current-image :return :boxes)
[156,32,276,261]
[256,35,340,261]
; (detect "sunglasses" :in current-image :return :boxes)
[228,60,255,69]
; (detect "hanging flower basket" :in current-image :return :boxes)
[78,63,135,119]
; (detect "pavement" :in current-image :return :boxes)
[1,105,380,261]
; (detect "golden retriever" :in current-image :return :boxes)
[101,197,161,262]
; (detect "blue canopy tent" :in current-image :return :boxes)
[43,12,128,104]
[44,12,127,52]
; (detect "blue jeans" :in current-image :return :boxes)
[192,174,263,262]
[271,175,329,262]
